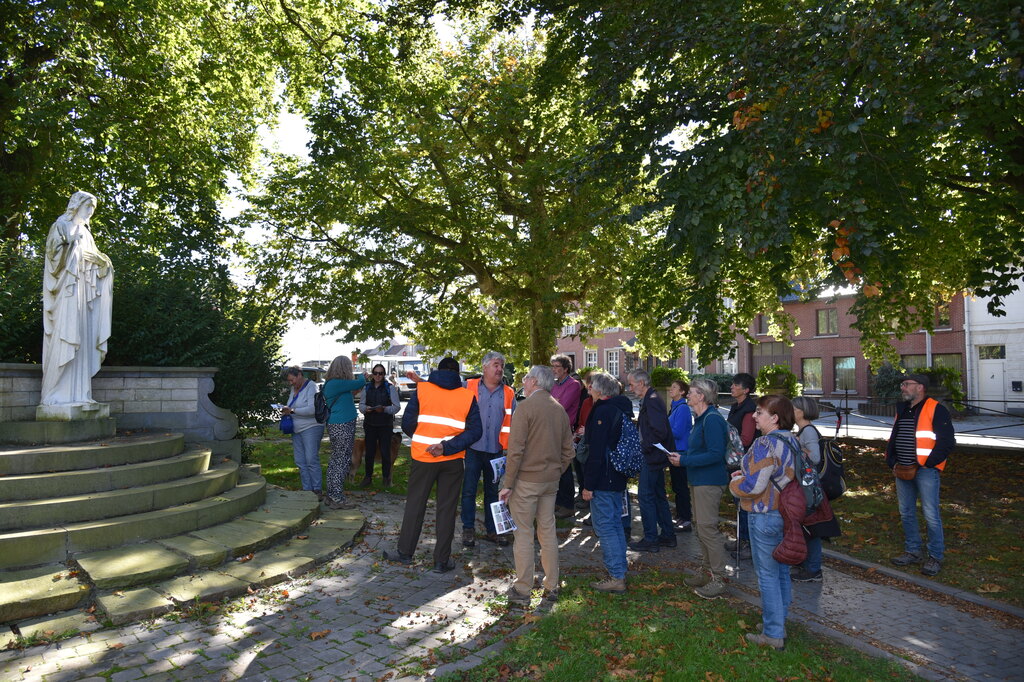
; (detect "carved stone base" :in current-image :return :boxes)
[36,402,111,422]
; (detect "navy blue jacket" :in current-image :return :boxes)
[637,387,675,468]
[402,369,482,457]
[680,407,730,486]
[583,395,633,492]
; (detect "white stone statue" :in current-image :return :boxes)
[38,191,113,418]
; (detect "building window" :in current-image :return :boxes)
[933,353,962,371]
[979,345,1006,360]
[935,303,951,329]
[606,349,620,376]
[585,350,598,367]
[816,309,838,336]
[802,358,823,392]
[756,315,769,335]
[900,354,927,370]
[834,357,856,392]
[751,341,790,376]
[564,353,576,371]
[561,323,577,337]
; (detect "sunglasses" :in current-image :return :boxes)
[372,371,385,376]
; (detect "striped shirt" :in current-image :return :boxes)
[892,401,922,466]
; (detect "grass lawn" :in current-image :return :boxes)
[720,440,1024,608]
[244,424,413,496]
[437,569,919,681]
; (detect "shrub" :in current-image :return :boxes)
[650,366,690,387]
[693,373,733,394]
[756,363,802,398]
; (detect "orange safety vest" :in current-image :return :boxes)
[465,378,514,450]
[410,381,476,462]
[915,397,946,471]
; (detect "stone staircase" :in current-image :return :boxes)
[0,431,363,647]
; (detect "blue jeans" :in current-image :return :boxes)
[638,466,674,542]
[292,425,325,492]
[461,448,500,534]
[803,536,822,573]
[895,466,944,561]
[591,490,628,579]
[748,510,791,640]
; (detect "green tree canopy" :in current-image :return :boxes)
[242,22,652,365]
[443,0,1023,365]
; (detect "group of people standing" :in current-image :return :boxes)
[283,353,954,655]
[280,357,399,510]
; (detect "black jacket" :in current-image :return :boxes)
[583,395,633,492]
[885,398,955,469]
[637,387,675,468]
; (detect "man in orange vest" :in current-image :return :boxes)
[384,357,482,573]
[885,372,955,577]
[461,351,516,548]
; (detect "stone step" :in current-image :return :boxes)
[0,432,185,476]
[0,446,212,502]
[0,417,116,446]
[0,565,90,623]
[0,472,267,570]
[0,488,335,634]
[0,460,239,531]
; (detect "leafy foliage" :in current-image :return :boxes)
[104,273,288,428]
[242,21,651,365]
[756,363,802,398]
[458,0,1024,365]
[649,366,689,387]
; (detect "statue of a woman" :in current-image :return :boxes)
[40,191,114,407]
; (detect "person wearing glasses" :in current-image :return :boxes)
[358,364,401,488]
[886,373,955,577]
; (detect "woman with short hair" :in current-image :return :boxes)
[282,366,323,496]
[581,372,633,594]
[670,378,730,598]
[729,394,800,650]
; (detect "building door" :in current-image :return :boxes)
[978,358,1006,415]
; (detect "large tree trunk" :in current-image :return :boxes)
[527,297,557,367]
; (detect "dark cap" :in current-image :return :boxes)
[437,356,460,372]
[902,372,929,389]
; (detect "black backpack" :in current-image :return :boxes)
[314,384,338,424]
[817,436,847,500]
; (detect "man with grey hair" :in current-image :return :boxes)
[627,369,677,552]
[499,365,575,604]
[461,351,516,547]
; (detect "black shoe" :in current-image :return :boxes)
[359,476,372,488]
[657,536,677,548]
[433,559,456,573]
[582,517,593,526]
[791,567,822,582]
[496,535,510,547]
[921,556,942,576]
[383,549,412,565]
[675,519,693,533]
[628,539,660,553]
[891,552,921,567]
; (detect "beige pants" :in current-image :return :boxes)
[508,478,560,594]
[691,484,728,575]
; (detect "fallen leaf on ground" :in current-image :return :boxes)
[309,629,330,640]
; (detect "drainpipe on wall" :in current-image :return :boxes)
[964,294,973,403]
[925,330,933,367]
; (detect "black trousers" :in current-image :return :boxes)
[363,423,394,477]
[668,463,692,522]
[397,457,465,564]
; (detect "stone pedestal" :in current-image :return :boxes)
[36,402,111,422]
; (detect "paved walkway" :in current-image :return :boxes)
[2,485,1021,682]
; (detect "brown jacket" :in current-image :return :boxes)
[503,389,574,488]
